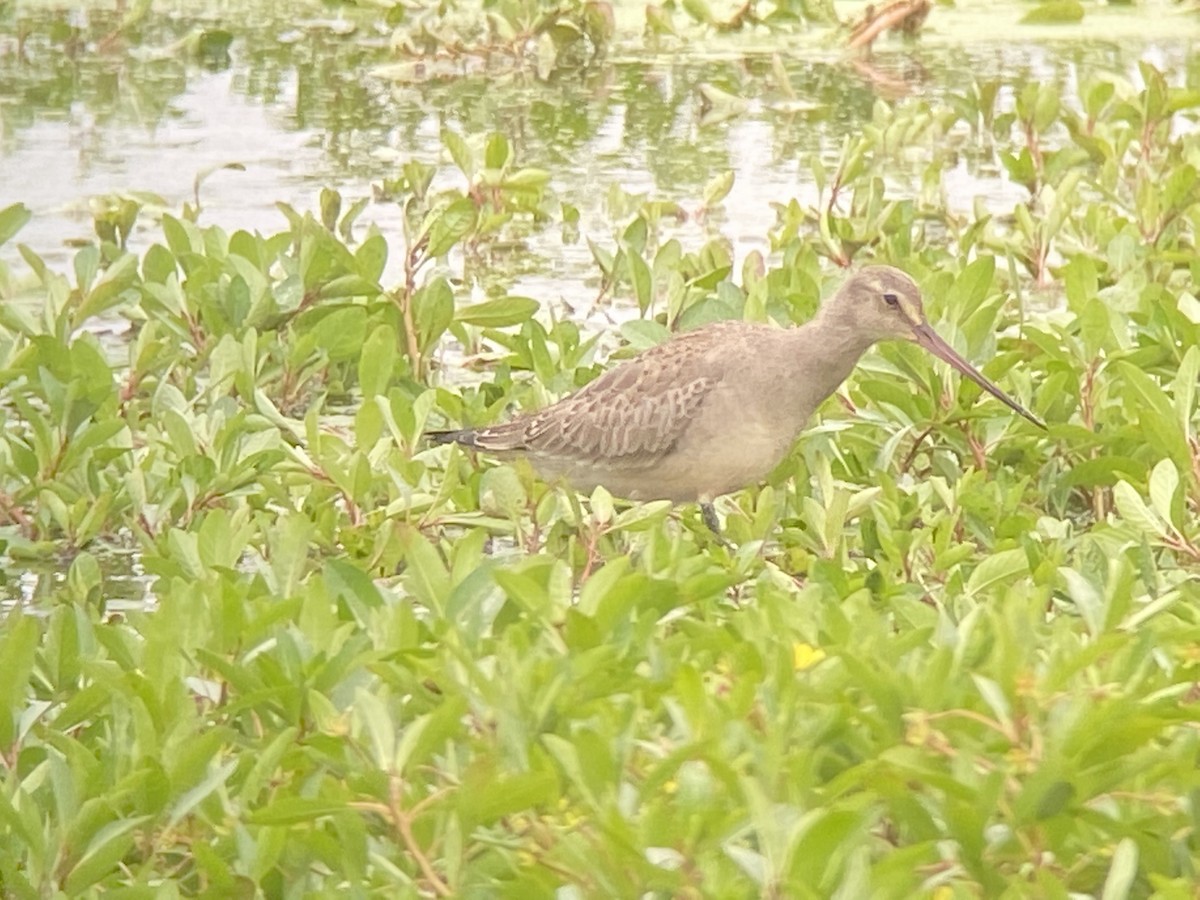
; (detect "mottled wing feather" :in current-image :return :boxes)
[469,323,736,463]
[526,373,714,460]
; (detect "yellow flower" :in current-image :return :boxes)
[793,643,826,671]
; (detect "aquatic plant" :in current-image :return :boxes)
[1,2,1199,895]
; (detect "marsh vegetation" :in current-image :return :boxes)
[1,0,1199,895]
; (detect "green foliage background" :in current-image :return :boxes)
[1,0,1200,896]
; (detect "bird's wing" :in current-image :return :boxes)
[470,323,740,463]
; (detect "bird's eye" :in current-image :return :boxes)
[883,292,900,308]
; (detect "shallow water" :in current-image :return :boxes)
[5,4,1196,282]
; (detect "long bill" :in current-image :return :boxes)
[912,322,1046,429]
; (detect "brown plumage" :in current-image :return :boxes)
[430,266,1042,531]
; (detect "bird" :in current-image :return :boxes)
[429,265,1044,534]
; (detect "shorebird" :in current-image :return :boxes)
[430,266,1043,533]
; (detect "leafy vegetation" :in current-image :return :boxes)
[2,0,1200,896]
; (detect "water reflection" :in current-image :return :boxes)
[5,5,1196,280]
[0,540,152,611]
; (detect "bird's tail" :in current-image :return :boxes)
[427,420,531,452]
[427,428,480,448]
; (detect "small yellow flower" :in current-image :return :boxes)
[793,643,826,671]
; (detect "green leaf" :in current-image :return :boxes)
[1100,838,1138,900]
[240,727,301,803]
[588,237,613,275]
[75,252,140,325]
[355,232,388,282]
[1020,1,1084,24]
[627,247,652,312]
[392,712,433,774]
[359,323,398,399]
[1060,567,1103,635]
[971,675,1013,736]
[319,187,341,232]
[1078,299,1111,357]
[311,306,368,362]
[325,557,387,622]
[484,132,511,170]
[682,0,713,24]
[479,466,527,518]
[64,817,150,895]
[965,548,1027,597]
[1034,780,1075,819]
[702,171,735,207]
[318,274,381,299]
[1033,84,1061,132]
[622,216,647,254]
[400,528,450,608]
[0,202,32,246]
[1140,61,1167,122]
[505,168,552,189]
[353,689,395,769]
[167,759,238,830]
[612,499,672,531]
[619,318,671,350]
[541,734,598,807]
[1147,459,1178,529]
[1112,480,1166,537]
[248,797,351,825]
[1062,255,1098,313]
[1115,361,1188,466]
[1060,456,1144,490]
[1106,233,1138,273]
[725,845,767,886]
[1172,345,1198,438]
[412,277,455,352]
[441,129,473,176]
[141,243,177,283]
[17,243,48,283]
[340,196,370,239]
[461,769,559,826]
[74,245,101,293]
[425,198,478,258]
[161,213,198,256]
[950,256,995,311]
[0,616,40,747]
[454,296,539,328]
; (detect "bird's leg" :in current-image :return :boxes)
[697,500,738,551]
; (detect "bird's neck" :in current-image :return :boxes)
[726,318,878,455]
[791,314,878,402]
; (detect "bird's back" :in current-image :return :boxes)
[436,320,787,497]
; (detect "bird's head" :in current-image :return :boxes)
[827,265,927,343]
[824,265,1045,428]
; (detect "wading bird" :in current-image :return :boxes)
[431,266,1044,533]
